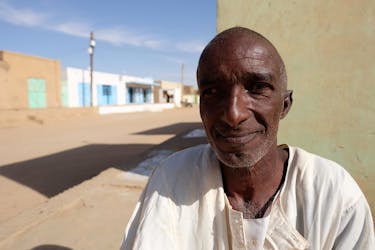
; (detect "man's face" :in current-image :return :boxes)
[198,35,289,168]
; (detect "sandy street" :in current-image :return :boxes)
[0,106,204,250]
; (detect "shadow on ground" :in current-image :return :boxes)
[0,122,206,198]
[30,244,73,250]
[134,122,203,135]
[0,144,151,198]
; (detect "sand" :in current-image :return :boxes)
[0,106,204,250]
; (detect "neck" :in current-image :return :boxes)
[221,144,288,218]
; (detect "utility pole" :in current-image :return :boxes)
[181,63,184,84]
[88,31,96,107]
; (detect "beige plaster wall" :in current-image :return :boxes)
[0,54,10,109]
[217,1,375,213]
[158,80,182,90]
[0,51,61,109]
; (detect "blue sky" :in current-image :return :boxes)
[0,0,216,86]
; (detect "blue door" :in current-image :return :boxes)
[78,83,90,106]
[97,85,117,106]
[28,78,46,108]
[145,88,152,103]
[127,87,134,103]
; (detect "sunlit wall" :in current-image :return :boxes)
[217,0,375,213]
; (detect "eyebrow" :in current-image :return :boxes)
[198,76,222,87]
[241,72,274,83]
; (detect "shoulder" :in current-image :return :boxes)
[146,144,220,202]
[283,146,374,247]
[163,143,212,165]
[152,143,214,178]
[286,146,364,207]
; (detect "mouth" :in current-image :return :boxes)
[215,130,261,145]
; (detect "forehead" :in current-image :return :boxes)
[198,35,281,83]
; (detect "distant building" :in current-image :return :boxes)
[153,80,199,107]
[62,67,154,107]
[154,80,182,107]
[0,50,61,110]
[0,50,194,111]
[123,75,154,105]
[182,84,199,104]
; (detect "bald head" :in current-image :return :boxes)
[197,27,287,90]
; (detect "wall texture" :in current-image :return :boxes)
[217,1,375,213]
[0,51,61,109]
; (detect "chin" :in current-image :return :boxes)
[212,141,274,169]
[215,151,261,168]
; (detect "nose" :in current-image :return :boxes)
[221,86,250,128]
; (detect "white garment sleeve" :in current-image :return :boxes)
[120,187,146,250]
[333,195,375,250]
[120,166,177,250]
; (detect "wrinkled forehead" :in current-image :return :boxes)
[197,29,287,91]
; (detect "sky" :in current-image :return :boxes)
[0,0,216,86]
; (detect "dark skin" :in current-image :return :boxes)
[197,27,293,219]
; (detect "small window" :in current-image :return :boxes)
[102,85,111,96]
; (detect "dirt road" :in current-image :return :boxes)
[0,107,202,223]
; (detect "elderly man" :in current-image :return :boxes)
[121,27,374,249]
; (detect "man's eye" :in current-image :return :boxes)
[248,83,271,95]
[201,88,218,98]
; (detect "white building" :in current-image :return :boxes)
[62,67,154,107]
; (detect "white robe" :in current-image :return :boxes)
[121,144,374,250]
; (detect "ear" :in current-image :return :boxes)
[280,90,293,119]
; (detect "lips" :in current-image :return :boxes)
[214,129,261,145]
